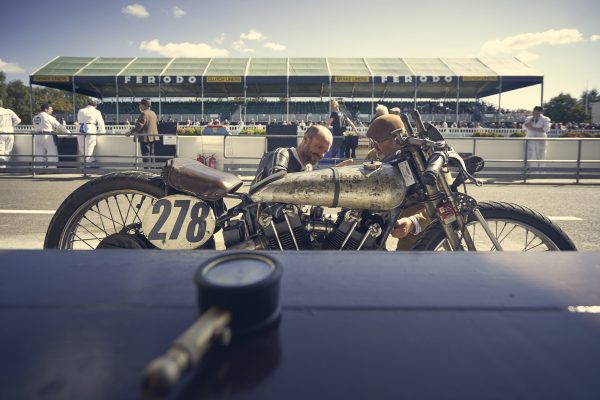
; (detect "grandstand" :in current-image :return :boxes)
[30,56,544,123]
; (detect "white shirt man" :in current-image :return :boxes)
[523,106,551,169]
[32,104,70,168]
[0,100,21,168]
[77,100,105,163]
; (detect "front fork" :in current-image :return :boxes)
[408,148,501,251]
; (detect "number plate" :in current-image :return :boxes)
[437,203,457,225]
[142,195,216,250]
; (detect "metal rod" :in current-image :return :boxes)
[283,212,299,250]
[456,78,460,124]
[270,220,284,251]
[576,139,582,184]
[339,221,358,250]
[473,209,504,251]
[115,77,120,123]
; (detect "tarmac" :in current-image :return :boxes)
[0,173,598,250]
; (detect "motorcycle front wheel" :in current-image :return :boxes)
[413,201,577,251]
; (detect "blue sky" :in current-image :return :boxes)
[1,0,599,109]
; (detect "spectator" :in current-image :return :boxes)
[126,98,159,166]
[523,106,550,170]
[77,99,105,164]
[0,99,21,168]
[328,100,356,160]
[372,104,389,122]
[32,103,70,169]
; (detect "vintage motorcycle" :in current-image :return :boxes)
[44,111,576,252]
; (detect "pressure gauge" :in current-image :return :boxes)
[195,253,283,337]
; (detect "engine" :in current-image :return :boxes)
[258,205,383,251]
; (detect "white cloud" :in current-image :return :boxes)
[240,29,265,41]
[264,42,286,52]
[215,33,226,45]
[0,59,25,73]
[591,34,600,42]
[122,4,149,18]
[127,40,135,47]
[140,39,230,57]
[232,40,255,53]
[172,6,186,18]
[480,28,584,60]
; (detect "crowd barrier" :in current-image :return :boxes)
[2,131,600,183]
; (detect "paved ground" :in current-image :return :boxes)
[0,173,598,250]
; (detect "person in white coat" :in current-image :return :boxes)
[32,103,70,168]
[77,99,105,163]
[523,106,551,170]
[0,99,21,168]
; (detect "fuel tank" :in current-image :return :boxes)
[250,163,408,211]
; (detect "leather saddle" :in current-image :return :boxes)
[163,158,243,201]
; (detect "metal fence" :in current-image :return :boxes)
[2,132,600,183]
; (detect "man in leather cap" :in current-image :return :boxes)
[367,114,432,250]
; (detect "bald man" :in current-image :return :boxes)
[367,114,432,250]
[251,124,333,186]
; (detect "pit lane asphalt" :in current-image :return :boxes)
[0,174,598,250]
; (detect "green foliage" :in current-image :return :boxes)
[544,93,587,123]
[509,131,526,137]
[559,131,600,138]
[5,80,31,124]
[0,75,92,123]
[471,131,503,138]
[239,128,266,135]
[177,127,203,135]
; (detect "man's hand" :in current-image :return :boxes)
[124,130,132,137]
[391,217,414,239]
[335,159,353,167]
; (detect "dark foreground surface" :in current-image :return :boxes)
[1,250,599,400]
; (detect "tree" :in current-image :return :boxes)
[6,80,31,124]
[543,93,587,123]
[580,89,599,117]
[0,71,7,103]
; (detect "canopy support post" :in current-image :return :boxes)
[497,77,503,122]
[540,78,544,107]
[413,80,418,110]
[158,79,162,120]
[201,78,204,122]
[71,78,77,123]
[456,78,460,124]
[115,77,119,123]
[29,82,34,123]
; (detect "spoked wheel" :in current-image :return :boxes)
[413,201,577,251]
[44,172,165,249]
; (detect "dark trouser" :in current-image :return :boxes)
[331,136,345,159]
[344,136,358,158]
[140,141,156,166]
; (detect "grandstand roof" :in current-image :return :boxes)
[30,56,543,99]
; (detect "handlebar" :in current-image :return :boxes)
[422,152,446,186]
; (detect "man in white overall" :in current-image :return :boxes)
[77,99,105,163]
[32,103,70,168]
[523,106,551,170]
[0,99,21,168]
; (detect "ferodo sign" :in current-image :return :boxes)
[120,76,199,84]
[378,76,456,84]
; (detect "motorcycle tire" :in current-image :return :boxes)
[412,201,577,251]
[44,171,217,250]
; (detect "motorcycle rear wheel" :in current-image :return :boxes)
[412,201,577,251]
[45,171,215,250]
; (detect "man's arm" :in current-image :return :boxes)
[10,110,21,126]
[127,113,146,136]
[96,110,106,133]
[50,116,70,134]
